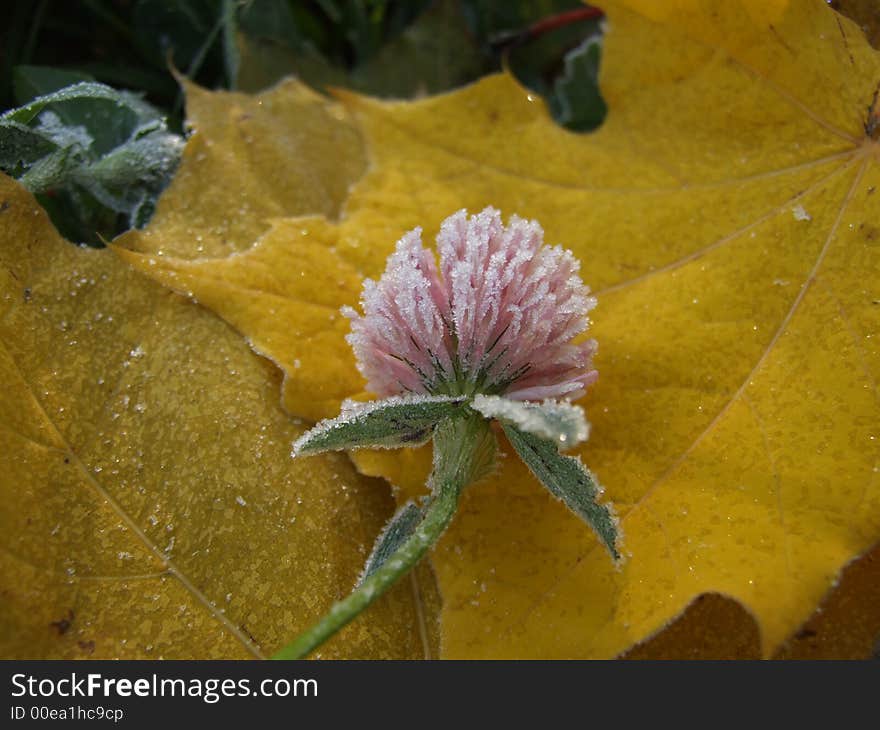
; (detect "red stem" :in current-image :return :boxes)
[525,6,605,41]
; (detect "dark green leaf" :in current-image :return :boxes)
[502,423,621,562]
[34,187,122,247]
[20,146,85,194]
[0,120,57,171]
[492,2,607,133]
[357,501,425,585]
[550,34,606,131]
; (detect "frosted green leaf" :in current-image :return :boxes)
[87,126,183,189]
[358,501,425,586]
[292,395,466,456]
[502,423,621,562]
[0,120,55,170]
[0,81,184,239]
[0,82,159,126]
[472,394,589,449]
[19,146,84,194]
[11,111,92,193]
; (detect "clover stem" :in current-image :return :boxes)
[271,474,459,660]
[272,413,494,660]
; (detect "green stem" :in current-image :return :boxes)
[272,413,494,660]
[171,6,228,117]
[221,0,240,90]
[272,473,458,660]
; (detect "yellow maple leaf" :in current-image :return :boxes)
[116,80,368,423]
[122,78,367,260]
[0,174,437,659]
[117,0,880,658]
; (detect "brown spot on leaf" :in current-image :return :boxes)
[50,609,74,636]
[78,640,95,654]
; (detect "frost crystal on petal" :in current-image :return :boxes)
[346,207,598,401]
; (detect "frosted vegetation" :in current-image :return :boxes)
[0,81,183,237]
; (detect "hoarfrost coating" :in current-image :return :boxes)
[344,207,598,401]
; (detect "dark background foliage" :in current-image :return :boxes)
[2,1,606,129]
[0,0,607,243]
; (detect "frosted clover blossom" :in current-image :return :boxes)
[345,207,598,401]
[274,208,621,660]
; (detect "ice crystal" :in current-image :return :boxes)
[345,207,598,401]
